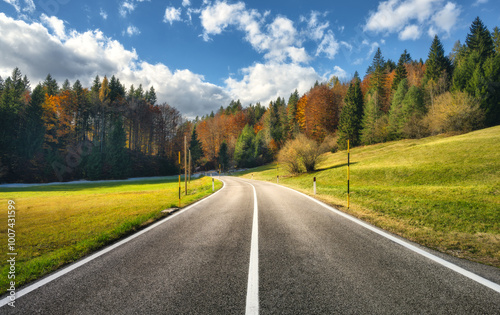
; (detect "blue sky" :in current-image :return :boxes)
[0,0,499,118]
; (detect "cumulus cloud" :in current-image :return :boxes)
[364,0,460,39]
[399,24,421,40]
[331,65,348,79]
[198,2,344,64]
[40,13,66,40]
[316,30,340,59]
[182,0,191,7]
[164,7,182,25]
[225,63,322,105]
[0,13,230,117]
[0,10,328,117]
[431,2,460,35]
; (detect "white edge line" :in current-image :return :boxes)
[0,178,226,307]
[246,179,500,294]
[245,182,259,315]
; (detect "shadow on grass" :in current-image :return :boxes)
[316,162,358,172]
[0,176,185,193]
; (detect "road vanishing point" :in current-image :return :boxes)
[1,176,499,314]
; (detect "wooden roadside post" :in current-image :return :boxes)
[347,139,350,209]
[178,151,181,208]
[184,136,187,195]
[314,177,316,195]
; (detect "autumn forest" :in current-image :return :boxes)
[0,17,499,183]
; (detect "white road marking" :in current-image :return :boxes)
[0,178,226,308]
[276,183,500,294]
[245,182,259,315]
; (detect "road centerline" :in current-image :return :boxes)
[245,182,259,315]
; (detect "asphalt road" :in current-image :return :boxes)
[1,176,499,314]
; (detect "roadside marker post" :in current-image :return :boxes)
[347,140,350,209]
[212,177,214,192]
[314,177,316,195]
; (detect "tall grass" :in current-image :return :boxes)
[239,126,500,267]
[0,176,222,294]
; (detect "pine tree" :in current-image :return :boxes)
[466,17,494,62]
[189,126,203,167]
[392,50,411,90]
[286,90,299,139]
[43,74,59,96]
[388,79,409,139]
[423,35,452,86]
[368,48,387,110]
[234,124,256,168]
[218,141,229,171]
[108,118,129,179]
[337,78,364,149]
[493,26,500,55]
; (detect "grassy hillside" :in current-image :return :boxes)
[238,126,500,267]
[0,176,223,294]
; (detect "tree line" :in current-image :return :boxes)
[0,17,498,182]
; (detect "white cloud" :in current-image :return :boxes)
[431,2,460,35]
[472,0,488,6]
[125,25,140,36]
[40,14,66,40]
[182,0,191,7]
[3,0,35,15]
[331,66,348,79]
[100,8,108,20]
[200,1,316,63]
[225,62,322,105]
[119,1,136,17]
[200,1,247,38]
[316,30,339,59]
[364,0,460,39]
[0,12,230,118]
[399,24,421,40]
[164,7,182,25]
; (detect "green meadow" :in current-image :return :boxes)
[0,176,222,294]
[239,126,500,267]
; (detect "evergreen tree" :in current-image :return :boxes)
[337,78,364,149]
[367,48,387,109]
[145,86,157,105]
[189,126,203,167]
[218,141,229,171]
[388,79,409,139]
[234,124,256,168]
[286,90,300,139]
[43,74,59,96]
[392,50,410,90]
[91,75,101,94]
[493,26,500,55]
[401,85,426,138]
[62,79,71,91]
[466,17,494,61]
[423,35,452,86]
[18,84,45,159]
[453,17,500,126]
[107,118,129,179]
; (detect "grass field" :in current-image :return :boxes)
[0,176,222,294]
[238,126,500,267]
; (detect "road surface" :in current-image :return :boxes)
[1,176,499,314]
